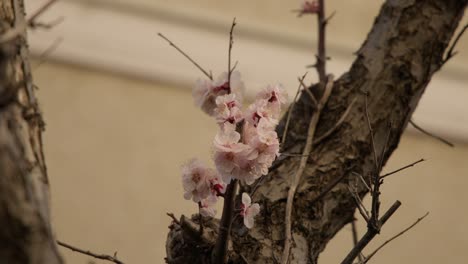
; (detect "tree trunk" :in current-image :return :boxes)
[0,1,63,263]
[166,0,467,263]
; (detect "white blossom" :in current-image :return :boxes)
[214,94,243,125]
[181,158,218,202]
[241,193,260,229]
[192,71,245,116]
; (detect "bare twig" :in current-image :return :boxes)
[228,18,237,85]
[380,158,425,179]
[316,0,327,82]
[27,0,59,27]
[351,219,364,263]
[158,33,213,80]
[29,16,64,30]
[362,212,429,264]
[57,240,125,264]
[282,73,308,146]
[341,201,402,264]
[409,120,454,147]
[441,24,467,66]
[364,92,381,228]
[342,98,402,264]
[348,186,370,223]
[351,172,371,192]
[313,97,357,145]
[281,75,335,264]
[324,10,336,25]
[33,37,63,69]
[166,212,180,225]
[298,76,318,107]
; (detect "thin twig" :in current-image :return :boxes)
[380,158,425,179]
[57,240,125,264]
[409,120,454,147]
[341,201,402,264]
[33,37,63,69]
[29,16,64,30]
[298,76,318,107]
[313,97,357,145]
[316,0,327,82]
[228,18,237,85]
[348,186,370,223]
[166,212,180,225]
[158,33,213,80]
[441,24,467,66]
[363,212,429,264]
[281,75,335,264]
[351,172,371,192]
[324,10,336,25]
[351,219,364,263]
[27,0,59,27]
[282,73,308,146]
[364,92,380,228]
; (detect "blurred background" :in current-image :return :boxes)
[25,0,468,263]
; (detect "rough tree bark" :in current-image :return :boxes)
[0,0,63,263]
[166,0,466,263]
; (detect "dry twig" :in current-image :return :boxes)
[409,120,454,147]
[282,73,308,146]
[27,0,63,29]
[33,37,63,69]
[362,212,429,263]
[158,33,213,80]
[227,18,237,84]
[380,158,425,179]
[281,75,335,264]
[341,96,402,264]
[441,24,467,66]
[57,240,125,264]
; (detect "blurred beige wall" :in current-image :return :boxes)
[34,62,468,264]
[26,0,468,263]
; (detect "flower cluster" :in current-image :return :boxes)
[182,72,287,228]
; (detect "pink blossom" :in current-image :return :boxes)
[245,99,279,127]
[209,172,226,196]
[242,119,280,179]
[213,124,256,183]
[240,193,260,229]
[257,84,288,106]
[199,195,218,217]
[192,71,245,116]
[214,94,244,125]
[298,1,320,17]
[181,158,218,202]
[255,84,288,119]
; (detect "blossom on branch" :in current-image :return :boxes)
[181,158,221,202]
[214,94,244,125]
[241,193,260,229]
[213,123,257,184]
[297,1,320,17]
[192,71,245,116]
[256,84,288,117]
